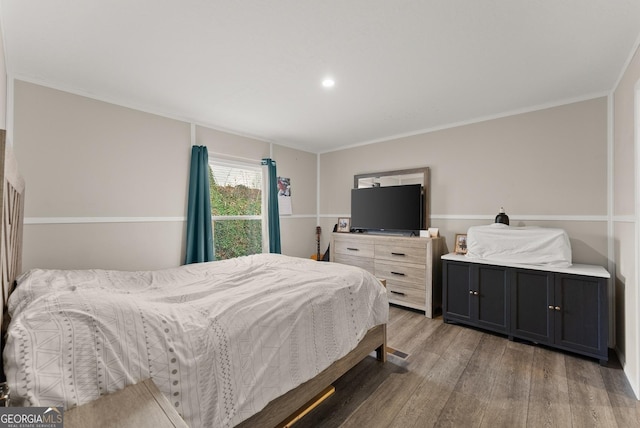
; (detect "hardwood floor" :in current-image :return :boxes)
[294,305,640,428]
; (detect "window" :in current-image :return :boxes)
[209,160,263,260]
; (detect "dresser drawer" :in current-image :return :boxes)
[333,254,375,274]
[375,243,427,265]
[334,239,375,259]
[375,260,426,289]
[387,282,426,310]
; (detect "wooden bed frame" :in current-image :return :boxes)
[0,133,386,425]
[237,324,386,427]
[0,132,25,384]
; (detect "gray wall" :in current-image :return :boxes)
[0,28,5,131]
[613,43,640,397]
[13,80,318,270]
[319,97,609,266]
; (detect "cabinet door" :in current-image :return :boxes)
[510,269,554,343]
[473,264,509,333]
[554,274,608,359]
[442,261,472,323]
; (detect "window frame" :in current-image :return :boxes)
[208,157,265,258]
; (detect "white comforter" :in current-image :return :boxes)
[3,254,388,427]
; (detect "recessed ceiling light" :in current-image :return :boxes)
[322,78,335,88]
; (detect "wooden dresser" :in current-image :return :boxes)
[330,233,444,317]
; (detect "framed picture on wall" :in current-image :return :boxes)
[337,218,351,233]
[454,234,468,255]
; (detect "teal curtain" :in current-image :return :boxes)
[185,146,214,264]
[261,158,281,253]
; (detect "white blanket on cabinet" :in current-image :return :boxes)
[466,224,572,267]
[4,253,388,427]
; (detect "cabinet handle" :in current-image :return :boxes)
[469,290,479,295]
[555,306,561,311]
[391,252,406,256]
[469,290,474,295]
[390,290,406,296]
[548,305,554,310]
[346,247,359,251]
[391,271,406,276]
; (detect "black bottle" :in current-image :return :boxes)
[495,207,509,225]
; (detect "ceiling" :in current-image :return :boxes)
[1,1,639,153]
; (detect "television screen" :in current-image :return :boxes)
[351,184,423,232]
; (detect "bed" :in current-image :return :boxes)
[0,135,388,427]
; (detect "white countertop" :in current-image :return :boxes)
[441,253,610,278]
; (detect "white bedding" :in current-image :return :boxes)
[3,254,388,427]
[466,224,572,267]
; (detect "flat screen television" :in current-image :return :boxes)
[350,184,423,233]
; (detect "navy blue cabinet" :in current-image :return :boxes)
[443,258,608,363]
[553,273,608,362]
[443,261,509,335]
[510,269,554,343]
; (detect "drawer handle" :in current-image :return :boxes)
[390,271,406,276]
[346,247,359,251]
[390,290,406,296]
[391,252,406,256]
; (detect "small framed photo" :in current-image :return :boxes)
[337,217,351,233]
[454,234,468,255]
